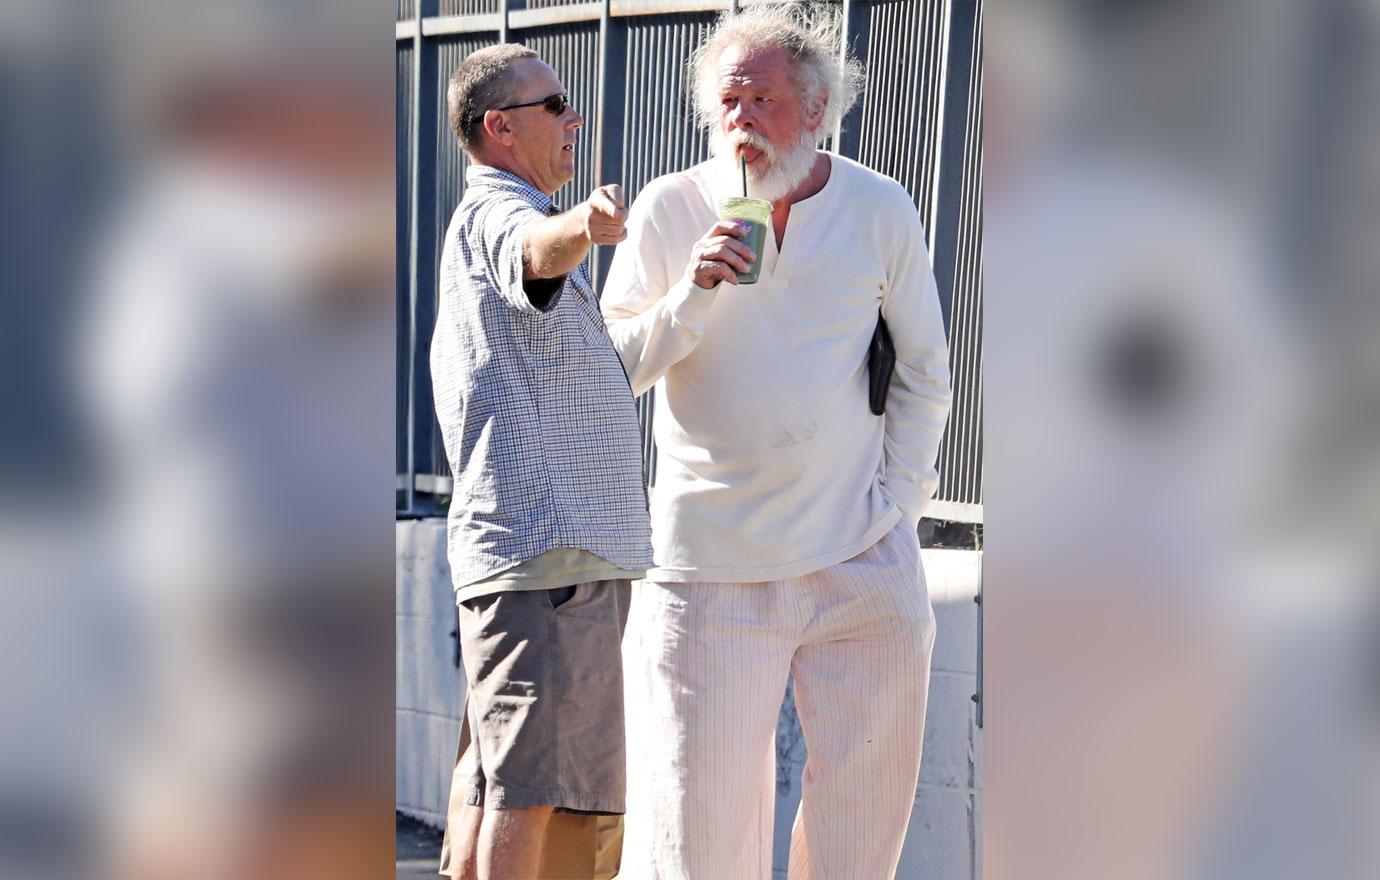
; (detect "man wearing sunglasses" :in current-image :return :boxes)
[429,44,651,880]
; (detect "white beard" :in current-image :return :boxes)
[709,127,820,203]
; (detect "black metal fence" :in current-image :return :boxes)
[397,0,983,522]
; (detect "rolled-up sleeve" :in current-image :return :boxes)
[471,196,562,315]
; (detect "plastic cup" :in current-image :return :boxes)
[719,197,771,284]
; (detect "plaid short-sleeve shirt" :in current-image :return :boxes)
[430,166,652,588]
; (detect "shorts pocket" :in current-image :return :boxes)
[546,585,580,609]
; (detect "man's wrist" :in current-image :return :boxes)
[666,278,719,334]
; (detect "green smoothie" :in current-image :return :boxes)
[719,197,771,284]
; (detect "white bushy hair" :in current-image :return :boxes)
[689,2,865,142]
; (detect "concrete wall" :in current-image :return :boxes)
[396,518,982,879]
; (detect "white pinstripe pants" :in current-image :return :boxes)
[621,520,937,880]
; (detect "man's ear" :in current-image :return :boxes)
[804,91,828,133]
[482,110,515,147]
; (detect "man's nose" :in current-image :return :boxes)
[725,103,754,131]
[567,108,584,130]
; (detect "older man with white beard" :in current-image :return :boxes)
[601,6,952,879]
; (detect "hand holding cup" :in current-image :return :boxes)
[685,219,759,289]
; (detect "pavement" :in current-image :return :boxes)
[398,859,441,879]
[397,812,442,880]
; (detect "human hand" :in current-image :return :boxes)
[684,220,756,289]
[581,184,628,245]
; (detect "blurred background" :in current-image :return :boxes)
[0,2,394,879]
[985,0,1380,878]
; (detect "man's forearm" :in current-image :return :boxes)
[604,279,720,397]
[881,373,949,523]
[522,210,591,281]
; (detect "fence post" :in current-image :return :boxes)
[404,1,422,513]
[405,0,441,514]
[592,0,627,290]
[834,0,871,160]
[931,0,978,330]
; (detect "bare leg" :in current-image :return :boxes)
[478,806,554,880]
[536,812,599,878]
[446,803,484,880]
[592,815,624,880]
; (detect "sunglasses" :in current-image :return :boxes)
[473,92,570,125]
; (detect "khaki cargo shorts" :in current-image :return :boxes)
[455,580,629,813]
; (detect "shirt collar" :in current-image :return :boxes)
[465,165,557,214]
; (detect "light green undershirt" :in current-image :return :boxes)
[456,547,645,605]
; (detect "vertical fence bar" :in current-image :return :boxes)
[931,0,976,329]
[592,0,627,289]
[397,28,415,501]
[404,2,424,512]
[924,0,954,252]
[406,0,441,514]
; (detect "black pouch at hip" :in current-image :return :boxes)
[867,315,895,416]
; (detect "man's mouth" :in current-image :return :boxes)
[739,145,764,164]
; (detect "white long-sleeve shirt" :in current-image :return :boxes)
[602,155,951,582]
